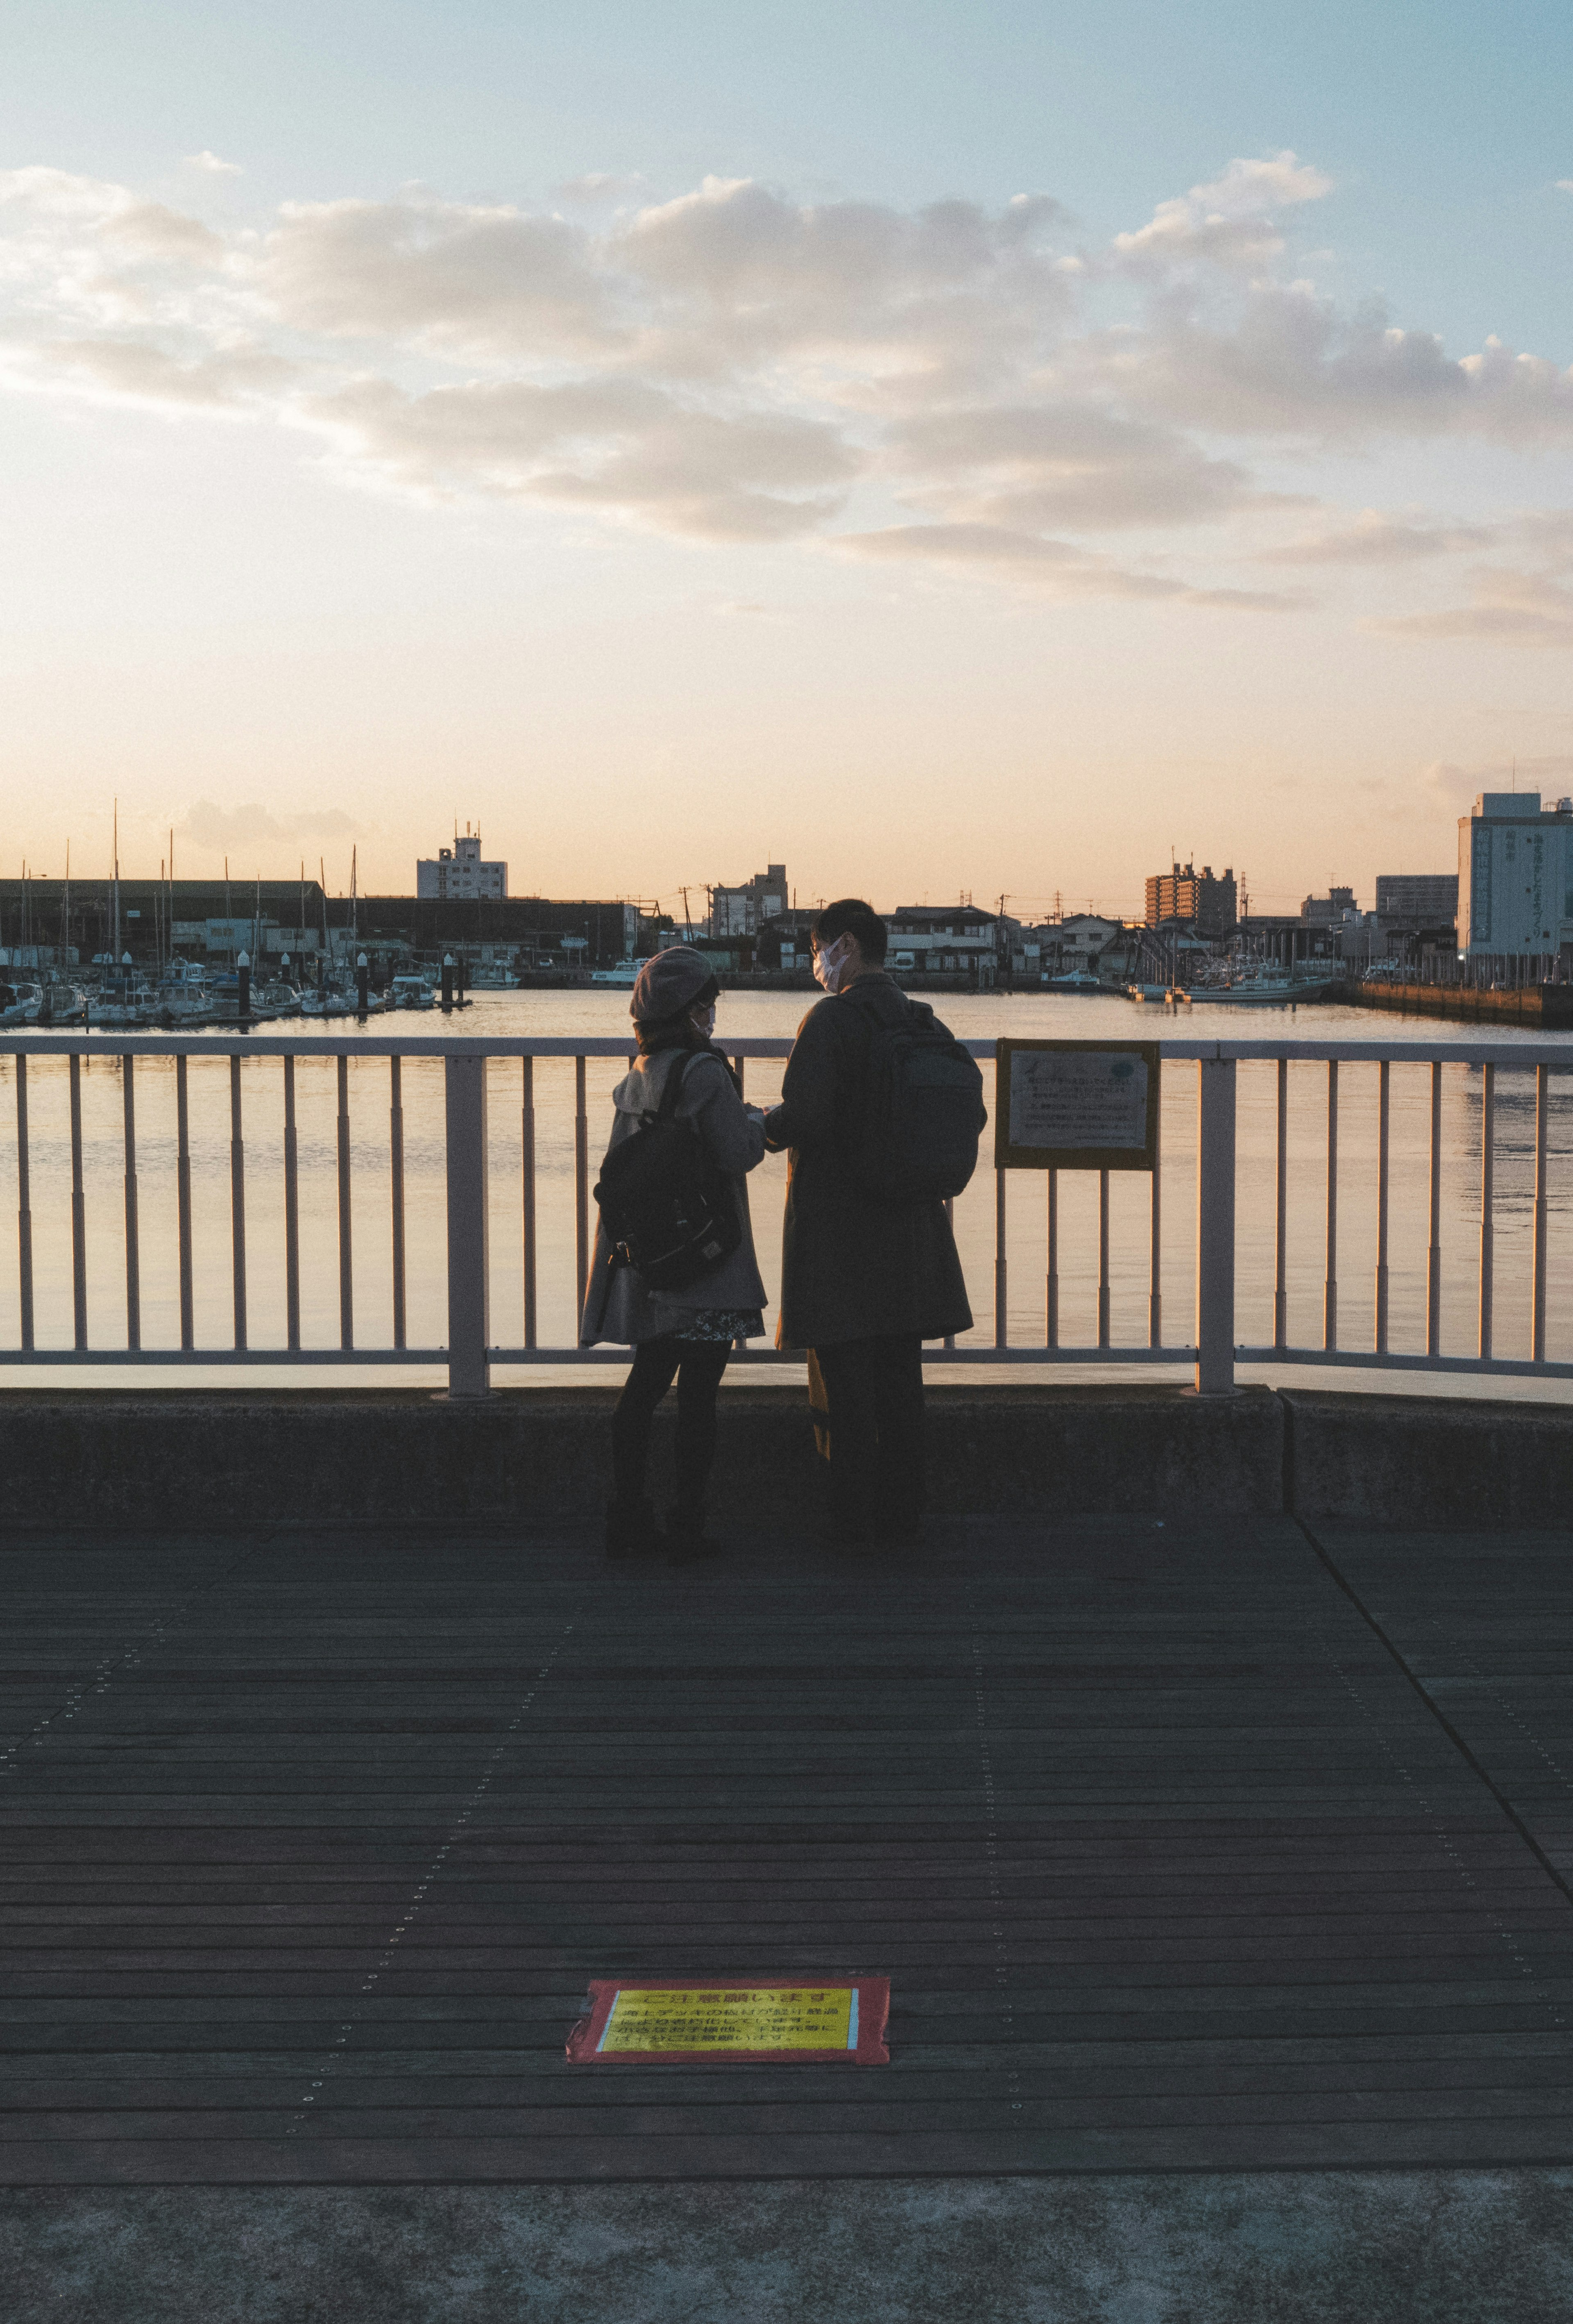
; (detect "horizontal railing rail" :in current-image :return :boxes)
[2,1031,1570,1396]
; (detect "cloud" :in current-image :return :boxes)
[1,153,1571,635]
[838,520,1303,608]
[1379,571,1573,647]
[177,801,365,852]
[1258,509,1495,564]
[185,151,242,176]
[1113,151,1333,274]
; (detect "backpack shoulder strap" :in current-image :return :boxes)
[653,1051,696,1121]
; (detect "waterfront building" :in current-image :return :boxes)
[1301,887,1357,924]
[1457,792,1573,960]
[710,863,788,937]
[1144,862,1237,935]
[886,905,1020,987]
[416,830,508,901]
[1375,873,1458,926]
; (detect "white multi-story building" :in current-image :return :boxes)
[1458,793,1573,958]
[417,830,508,901]
[709,863,787,938]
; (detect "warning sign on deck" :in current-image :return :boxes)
[566,1978,890,2064]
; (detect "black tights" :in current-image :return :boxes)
[611,1337,730,1514]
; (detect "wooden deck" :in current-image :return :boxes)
[3,1510,1573,2184]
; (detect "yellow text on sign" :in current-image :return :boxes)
[599,1986,854,2052]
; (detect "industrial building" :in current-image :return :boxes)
[1457,792,1573,960]
[416,830,508,900]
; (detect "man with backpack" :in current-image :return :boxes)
[763,899,984,1549]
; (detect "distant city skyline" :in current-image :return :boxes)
[3,2,1571,908]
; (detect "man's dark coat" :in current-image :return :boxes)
[767,972,977,1350]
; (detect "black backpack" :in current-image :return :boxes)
[592,1054,743,1290]
[845,988,984,1204]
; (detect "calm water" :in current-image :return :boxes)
[2,989,1570,1365]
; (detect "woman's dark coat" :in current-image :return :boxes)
[767,973,977,1350]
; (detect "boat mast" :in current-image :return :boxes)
[112,797,120,959]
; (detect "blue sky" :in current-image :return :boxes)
[3,0,1572,912]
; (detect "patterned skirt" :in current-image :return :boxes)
[665,1307,766,1346]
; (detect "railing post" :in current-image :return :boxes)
[1374,1059,1389,1355]
[1195,1055,1236,1396]
[1532,1062,1548,1364]
[175,1055,194,1351]
[123,1056,141,1352]
[574,1055,589,1323]
[1427,1061,1443,1358]
[994,1167,1008,1349]
[15,1054,34,1353]
[1478,1061,1494,1362]
[1323,1058,1338,1352]
[283,1056,301,1352]
[336,1055,354,1351]
[1272,1056,1287,1351]
[229,1056,247,1352]
[68,1053,87,1351]
[445,1052,491,1398]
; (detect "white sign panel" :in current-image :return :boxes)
[1008,1049,1149,1153]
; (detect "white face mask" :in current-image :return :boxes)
[690,1003,716,1037]
[814,935,855,994]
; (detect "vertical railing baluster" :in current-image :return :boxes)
[68,1053,87,1351]
[994,1167,1007,1349]
[176,1056,193,1350]
[337,1054,354,1350]
[1375,1060,1389,1355]
[389,1056,406,1352]
[1046,1171,1058,1349]
[123,1056,141,1351]
[15,1055,34,1352]
[1195,1056,1237,1396]
[1323,1059,1338,1351]
[1426,1060,1443,1358]
[1148,1103,1161,1349]
[445,1053,490,1398]
[1097,1168,1111,1348]
[521,1057,537,1351]
[229,1056,247,1351]
[574,1055,589,1321]
[1478,1062,1494,1362]
[1273,1057,1287,1351]
[1532,1062,1548,1363]
[283,1056,300,1351]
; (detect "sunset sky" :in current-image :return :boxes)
[5,0,1573,919]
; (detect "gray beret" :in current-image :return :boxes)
[630,944,717,1023]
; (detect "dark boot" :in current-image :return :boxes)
[605,1497,663,1561]
[664,1503,725,1566]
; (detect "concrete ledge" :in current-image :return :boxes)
[0,1384,1283,1529]
[1284,1387,1573,1527]
[7,1381,1573,1531]
[7,2174,1571,2324]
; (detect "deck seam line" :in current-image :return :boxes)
[1295,1517,1573,1919]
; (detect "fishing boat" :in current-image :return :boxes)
[389,973,436,1011]
[92,962,159,1026]
[34,979,87,1025]
[590,961,641,987]
[1044,969,1104,993]
[1175,969,1338,1005]
[150,958,213,1025]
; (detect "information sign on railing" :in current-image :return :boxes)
[993,1040,1160,1172]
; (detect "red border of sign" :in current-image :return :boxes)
[565,1976,891,2065]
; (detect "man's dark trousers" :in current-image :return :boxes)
[812,1334,925,1537]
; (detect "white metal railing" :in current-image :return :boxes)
[1,1032,1569,1397]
